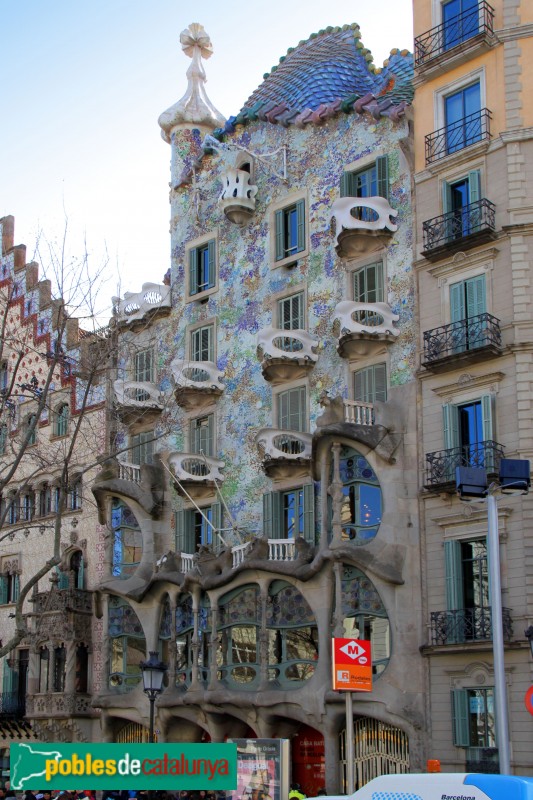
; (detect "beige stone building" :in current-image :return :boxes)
[413,0,533,774]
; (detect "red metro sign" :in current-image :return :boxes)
[525,686,533,716]
[332,638,372,692]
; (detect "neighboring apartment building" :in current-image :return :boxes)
[413,0,533,774]
[0,216,108,774]
[90,21,425,792]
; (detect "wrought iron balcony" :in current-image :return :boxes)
[422,199,496,258]
[429,606,512,646]
[423,313,501,367]
[425,440,504,489]
[425,109,491,164]
[415,2,494,66]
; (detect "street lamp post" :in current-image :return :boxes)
[456,458,530,776]
[140,652,167,743]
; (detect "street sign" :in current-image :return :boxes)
[332,638,372,692]
[525,686,533,716]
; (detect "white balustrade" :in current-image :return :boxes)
[344,400,375,426]
[118,461,141,484]
[232,541,253,568]
[180,553,195,573]
[268,538,296,560]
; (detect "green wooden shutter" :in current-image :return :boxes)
[376,156,389,200]
[374,261,384,303]
[302,484,315,544]
[340,171,354,198]
[451,689,471,746]
[481,395,495,471]
[354,368,368,403]
[206,414,214,457]
[211,502,222,550]
[176,510,196,554]
[450,281,466,323]
[465,275,486,319]
[189,248,198,296]
[3,659,14,693]
[442,180,453,214]
[296,199,306,253]
[13,574,20,601]
[0,576,8,605]
[263,492,282,538]
[78,556,85,589]
[443,404,459,453]
[468,170,481,204]
[445,539,464,611]
[275,210,285,261]
[207,240,216,289]
[57,568,69,590]
[373,364,387,402]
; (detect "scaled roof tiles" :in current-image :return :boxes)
[213,24,413,138]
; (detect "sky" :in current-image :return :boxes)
[1,0,413,320]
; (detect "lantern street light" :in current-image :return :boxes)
[525,626,533,659]
[140,652,167,743]
[455,458,530,776]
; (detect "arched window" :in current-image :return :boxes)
[338,565,391,676]
[54,403,69,437]
[111,499,142,578]
[108,596,145,691]
[39,484,52,517]
[21,491,34,521]
[217,585,260,687]
[26,414,37,446]
[174,593,210,687]
[158,595,172,667]
[53,645,66,692]
[267,581,318,686]
[335,447,382,544]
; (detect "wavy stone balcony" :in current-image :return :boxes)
[429,606,512,646]
[171,359,225,410]
[112,283,171,327]
[257,326,318,383]
[168,452,225,500]
[113,380,163,424]
[219,167,258,225]
[333,301,400,358]
[255,428,312,479]
[331,196,398,258]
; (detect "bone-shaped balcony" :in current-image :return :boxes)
[219,167,258,225]
[168,452,225,500]
[113,380,163,424]
[331,196,398,258]
[255,428,312,479]
[112,283,171,326]
[333,301,399,359]
[171,359,225,410]
[257,326,318,383]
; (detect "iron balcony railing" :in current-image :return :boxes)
[415,1,494,66]
[425,440,504,488]
[425,108,491,164]
[430,606,512,646]
[0,690,25,717]
[422,198,495,253]
[423,313,501,364]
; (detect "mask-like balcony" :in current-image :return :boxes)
[113,380,163,424]
[425,109,491,165]
[415,1,495,73]
[422,313,502,372]
[219,167,258,225]
[170,359,225,411]
[168,452,225,501]
[255,428,312,479]
[331,196,398,258]
[429,606,512,646]
[425,440,504,492]
[334,301,399,359]
[257,326,318,383]
[421,199,496,260]
[112,283,171,327]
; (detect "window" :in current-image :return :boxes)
[267,581,318,684]
[443,395,493,462]
[175,503,222,553]
[449,273,486,351]
[0,571,20,604]
[39,648,49,692]
[75,644,89,693]
[443,0,479,51]
[0,424,7,455]
[39,484,52,517]
[340,156,389,221]
[21,492,34,521]
[54,403,69,437]
[263,484,315,542]
[7,495,18,525]
[354,363,387,404]
[445,81,482,155]
[275,199,305,262]
[52,645,66,692]
[278,292,304,330]
[337,447,382,545]
[190,414,214,457]
[111,499,142,579]
[189,239,216,297]
[134,349,154,401]
[340,565,390,676]
[131,431,154,465]
[68,478,82,510]
[452,686,496,748]
[277,386,307,432]
[0,361,7,393]
[444,538,490,642]
[26,414,37,446]
[108,596,145,691]
[353,261,384,304]
[190,324,215,363]
[217,585,260,686]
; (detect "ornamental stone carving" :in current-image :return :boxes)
[219,168,258,224]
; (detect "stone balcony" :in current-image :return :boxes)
[219,167,258,225]
[168,452,225,500]
[257,326,318,383]
[112,283,171,328]
[26,692,94,718]
[331,196,398,258]
[333,300,399,358]
[255,428,312,479]
[113,380,164,424]
[171,538,297,575]
[170,358,225,410]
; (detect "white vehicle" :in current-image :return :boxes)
[307,773,533,800]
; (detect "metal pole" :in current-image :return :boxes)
[345,692,355,794]
[148,694,155,743]
[487,492,511,774]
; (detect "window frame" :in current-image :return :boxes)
[130,430,155,466]
[54,403,70,438]
[353,363,388,404]
[277,291,305,331]
[263,484,315,542]
[176,502,222,554]
[352,259,385,304]
[270,191,309,268]
[340,155,389,203]
[189,322,215,363]
[185,233,218,302]
[190,413,215,457]
[275,384,308,433]
[434,68,486,133]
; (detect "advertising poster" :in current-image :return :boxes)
[228,739,289,800]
